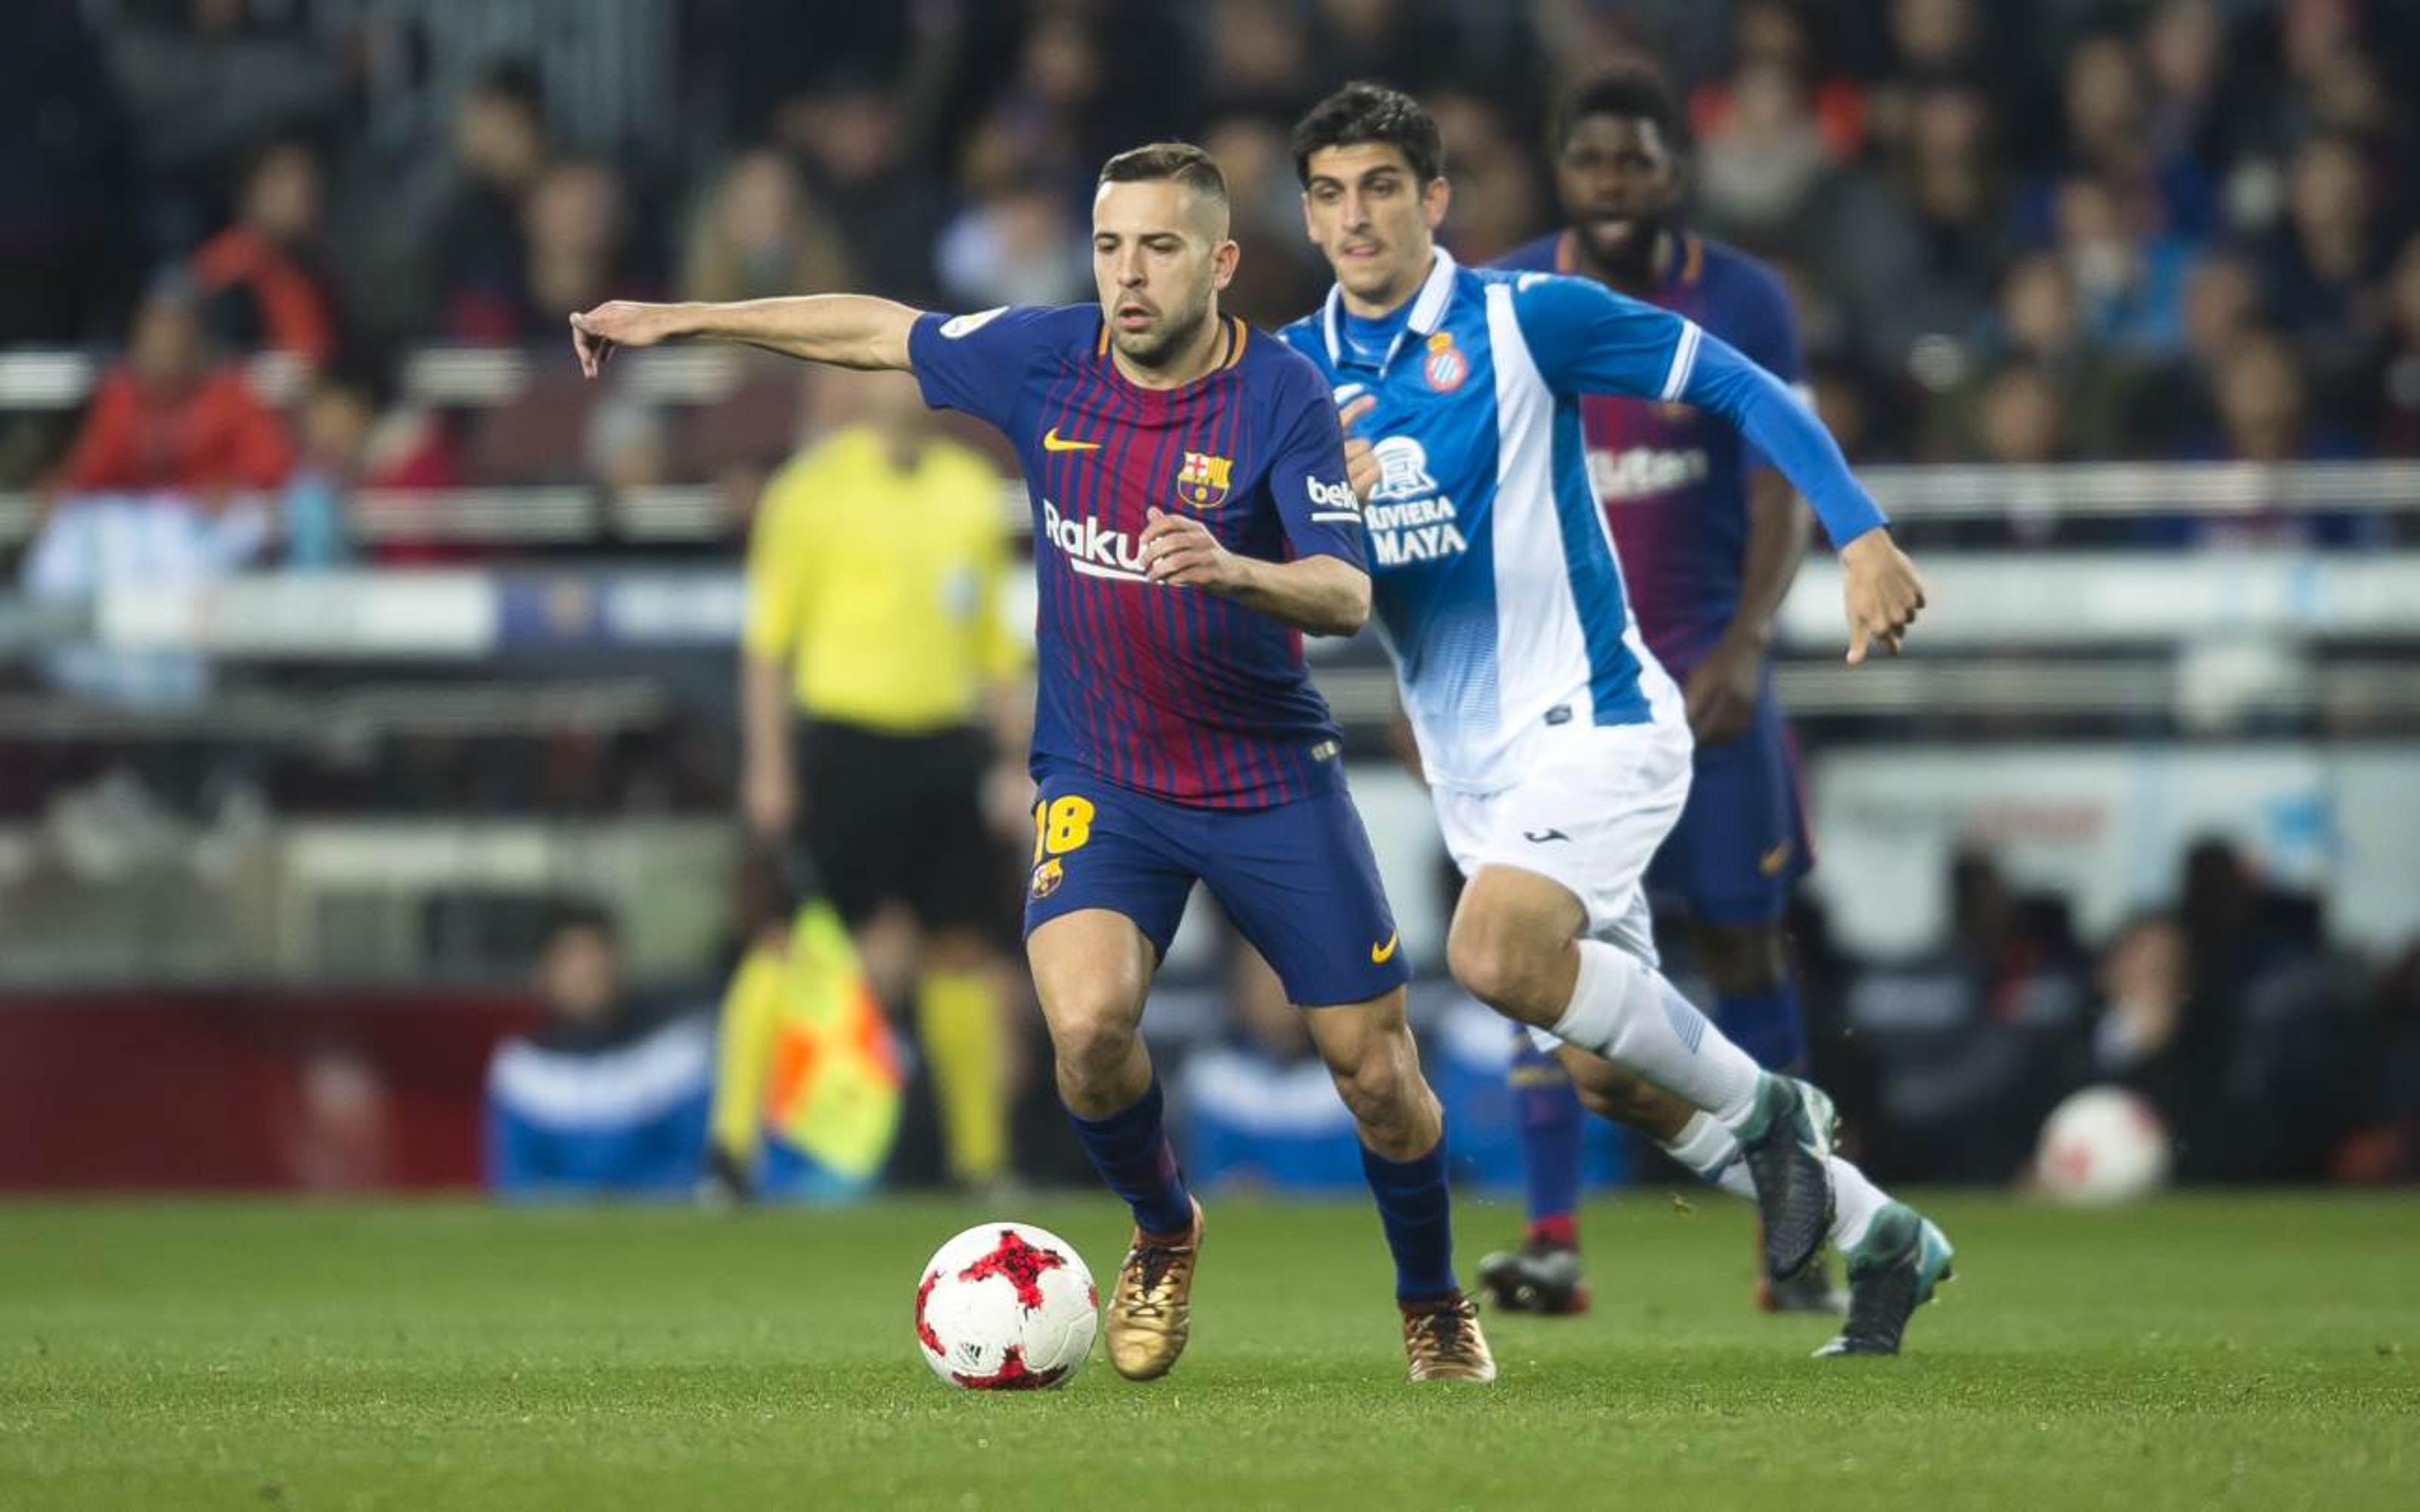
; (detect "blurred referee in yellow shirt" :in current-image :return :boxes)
[740,370,1029,1190]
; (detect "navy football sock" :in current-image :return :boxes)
[1509,1030,1585,1246]
[1361,1131,1459,1306]
[1066,1078,1196,1237]
[1716,982,1809,1074]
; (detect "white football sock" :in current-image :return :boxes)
[1827,1152,1889,1252]
[1661,1111,1893,1251]
[1550,940,1761,1126]
[1661,1111,1756,1200]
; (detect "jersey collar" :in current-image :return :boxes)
[1320,245,1459,373]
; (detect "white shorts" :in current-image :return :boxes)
[1430,718,1692,1054]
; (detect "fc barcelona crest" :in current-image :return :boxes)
[1175,451,1233,510]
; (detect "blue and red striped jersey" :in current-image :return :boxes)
[908,304,1367,809]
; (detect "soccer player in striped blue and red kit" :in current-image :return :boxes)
[570,142,1494,1384]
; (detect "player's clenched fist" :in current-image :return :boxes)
[1338,393,1380,503]
[1141,507,1245,593]
[568,301,691,377]
[1839,530,1927,665]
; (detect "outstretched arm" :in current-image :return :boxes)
[1676,342,1925,662]
[569,296,920,376]
[1516,275,1928,662]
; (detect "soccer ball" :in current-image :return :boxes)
[914,1222,1098,1390]
[2034,1085,2173,1205]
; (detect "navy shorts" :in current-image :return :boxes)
[1645,671,1813,927]
[1022,771,1410,1008]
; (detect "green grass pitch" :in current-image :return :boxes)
[3,1191,2415,1510]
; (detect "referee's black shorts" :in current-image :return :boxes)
[796,718,1011,936]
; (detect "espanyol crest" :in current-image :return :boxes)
[1176,451,1233,510]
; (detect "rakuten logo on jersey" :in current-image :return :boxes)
[1587,446,1710,501]
[1041,499,1147,583]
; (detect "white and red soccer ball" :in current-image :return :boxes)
[2034,1085,2174,1205]
[914,1222,1098,1390]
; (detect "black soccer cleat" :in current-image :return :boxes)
[1814,1203,1956,1358]
[1475,1240,1591,1316]
[1733,1073,1838,1281]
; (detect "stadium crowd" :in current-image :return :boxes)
[5,0,2420,530]
[5,0,2418,1198]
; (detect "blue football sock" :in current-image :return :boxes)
[1066,1079,1195,1236]
[1509,1029,1584,1244]
[1716,981,1809,1074]
[1360,1132,1459,1305]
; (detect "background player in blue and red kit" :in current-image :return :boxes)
[1481,70,1895,1317]
[567,142,1494,1384]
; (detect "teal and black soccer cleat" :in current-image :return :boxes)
[1476,1239,1591,1316]
[1757,1253,1848,1316]
[1733,1073,1838,1281]
[1813,1203,1955,1357]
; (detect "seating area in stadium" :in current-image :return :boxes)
[3,0,2418,1193]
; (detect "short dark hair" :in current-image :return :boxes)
[1556,67,1689,153]
[542,898,617,944]
[1098,141,1229,209]
[1290,82,1444,187]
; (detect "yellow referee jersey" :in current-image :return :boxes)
[743,426,1022,733]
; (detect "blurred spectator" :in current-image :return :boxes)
[776,85,945,305]
[430,64,552,338]
[1842,849,2090,1182]
[935,171,1089,311]
[2205,327,2357,465]
[680,150,855,305]
[2054,173,2193,359]
[1926,253,2133,459]
[2046,29,2215,241]
[2356,233,2420,454]
[1194,0,1314,117]
[188,138,340,370]
[448,159,650,344]
[1973,361,2068,467]
[57,278,293,497]
[1308,0,1461,98]
[23,280,281,708]
[2132,249,2265,445]
[1200,115,1328,327]
[2140,0,2232,175]
[1692,2,1866,163]
[483,902,713,1200]
[1694,60,1833,248]
[2252,134,2385,378]
[102,0,353,247]
[281,374,373,570]
[1427,94,1540,264]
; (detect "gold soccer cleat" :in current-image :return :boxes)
[1105,1198,1204,1380]
[1401,1294,1497,1383]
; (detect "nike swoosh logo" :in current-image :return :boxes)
[1370,931,1400,964]
[1042,427,1100,453]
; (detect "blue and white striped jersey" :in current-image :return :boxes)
[1279,248,1885,793]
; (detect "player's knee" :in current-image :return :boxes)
[1568,1057,1671,1129]
[1695,922,1786,997]
[1047,1008,1137,1095]
[1446,912,1559,1021]
[1330,1040,1435,1146]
